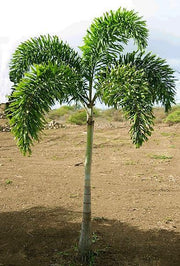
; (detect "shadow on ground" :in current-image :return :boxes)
[0,206,179,265]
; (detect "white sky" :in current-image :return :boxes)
[0,0,180,103]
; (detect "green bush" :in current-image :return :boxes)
[48,105,75,120]
[165,110,180,124]
[68,109,87,125]
[152,105,180,124]
[68,108,101,125]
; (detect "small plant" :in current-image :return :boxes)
[69,194,79,198]
[169,145,176,148]
[161,132,179,138]
[164,217,173,224]
[92,216,107,221]
[51,155,62,160]
[72,243,78,252]
[161,132,171,137]
[5,179,13,184]
[92,232,99,243]
[57,251,69,256]
[151,154,173,160]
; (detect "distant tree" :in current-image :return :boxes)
[7,8,176,260]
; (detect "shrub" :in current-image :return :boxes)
[68,108,101,125]
[152,105,180,124]
[48,105,75,120]
[165,110,180,124]
[68,109,87,125]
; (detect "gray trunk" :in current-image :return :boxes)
[79,114,94,257]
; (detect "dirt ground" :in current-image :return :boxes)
[0,121,180,265]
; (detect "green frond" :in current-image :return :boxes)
[116,51,176,111]
[98,64,154,147]
[80,8,148,75]
[7,63,85,155]
[10,35,85,84]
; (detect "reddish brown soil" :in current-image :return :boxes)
[0,122,180,265]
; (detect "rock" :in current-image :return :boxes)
[45,120,66,129]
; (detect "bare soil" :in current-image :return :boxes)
[0,121,180,265]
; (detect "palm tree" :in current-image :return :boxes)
[7,8,176,259]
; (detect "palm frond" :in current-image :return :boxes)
[7,62,84,155]
[80,8,148,75]
[116,51,176,111]
[10,35,86,84]
[97,64,154,147]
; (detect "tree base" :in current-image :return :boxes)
[78,249,95,264]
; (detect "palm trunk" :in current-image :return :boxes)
[79,113,94,258]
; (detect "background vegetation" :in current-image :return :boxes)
[0,104,179,132]
[47,104,180,125]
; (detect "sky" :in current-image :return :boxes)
[0,0,180,104]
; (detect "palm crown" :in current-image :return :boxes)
[7,8,176,154]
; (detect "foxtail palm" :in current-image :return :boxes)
[7,8,176,259]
